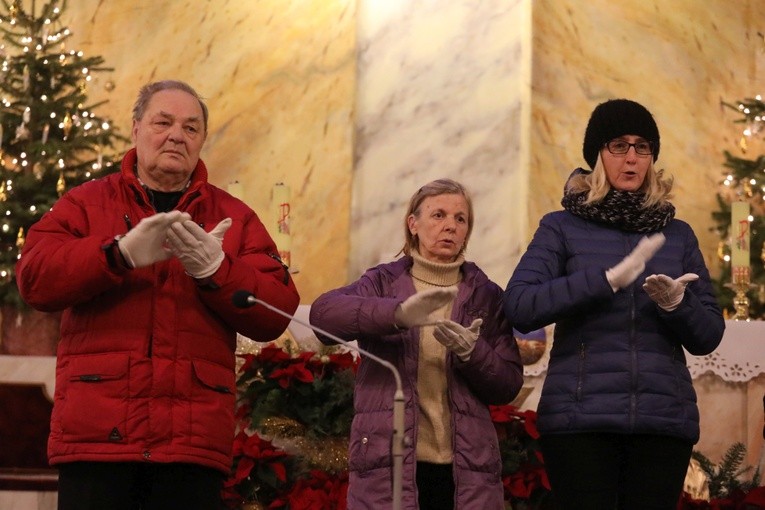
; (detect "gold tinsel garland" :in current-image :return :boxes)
[260,416,348,474]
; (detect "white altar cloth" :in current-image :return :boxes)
[686,320,765,382]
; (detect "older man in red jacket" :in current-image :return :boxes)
[16,80,300,510]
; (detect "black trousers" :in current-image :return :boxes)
[57,461,225,510]
[416,461,454,510]
[540,433,693,510]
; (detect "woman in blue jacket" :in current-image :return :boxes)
[504,99,724,509]
[310,178,523,510]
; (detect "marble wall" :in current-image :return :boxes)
[352,0,530,287]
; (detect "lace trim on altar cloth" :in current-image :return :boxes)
[685,320,765,383]
[686,351,764,382]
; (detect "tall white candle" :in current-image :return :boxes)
[731,201,750,268]
[273,183,291,268]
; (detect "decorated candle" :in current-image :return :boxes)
[731,201,750,269]
[273,182,292,268]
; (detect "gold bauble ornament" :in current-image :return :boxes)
[56,170,65,196]
[62,113,72,139]
[16,227,25,249]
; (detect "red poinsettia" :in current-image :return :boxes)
[270,359,315,388]
[271,469,349,510]
[490,404,552,507]
[221,430,296,508]
[490,404,540,440]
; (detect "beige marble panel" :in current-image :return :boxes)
[531,0,765,276]
[352,0,531,288]
[61,0,356,303]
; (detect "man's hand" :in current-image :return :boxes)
[394,287,458,328]
[117,211,190,268]
[166,218,232,278]
[643,273,699,311]
[605,233,665,292]
[434,318,482,361]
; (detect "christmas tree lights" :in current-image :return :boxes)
[0,0,125,307]
[711,96,765,319]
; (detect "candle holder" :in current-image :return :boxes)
[726,266,754,321]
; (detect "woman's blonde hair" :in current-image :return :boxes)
[399,178,474,257]
[566,153,673,208]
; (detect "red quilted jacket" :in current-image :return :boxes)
[16,149,300,473]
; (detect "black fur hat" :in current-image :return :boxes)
[582,99,660,169]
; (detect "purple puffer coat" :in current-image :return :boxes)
[309,257,523,510]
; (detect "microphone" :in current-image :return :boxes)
[232,290,406,510]
[232,289,258,308]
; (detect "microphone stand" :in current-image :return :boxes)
[247,297,405,510]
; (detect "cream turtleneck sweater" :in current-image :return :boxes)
[410,251,463,464]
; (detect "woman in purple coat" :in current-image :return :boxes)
[310,178,523,510]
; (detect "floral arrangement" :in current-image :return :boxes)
[222,342,763,510]
[222,342,554,509]
[222,344,355,509]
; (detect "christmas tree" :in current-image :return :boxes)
[711,96,765,319]
[0,0,125,307]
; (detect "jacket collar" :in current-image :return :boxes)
[119,148,209,209]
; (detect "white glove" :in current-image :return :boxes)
[394,286,458,328]
[605,233,665,292]
[643,273,699,311]
[166,218,232,278]
[117,211,190,268]
[434,318,482,362]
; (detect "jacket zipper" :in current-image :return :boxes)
[576,342,585,401]
[628,275,638,431]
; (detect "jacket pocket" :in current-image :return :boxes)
[60,352,130,443]
[190,359,236,454]
[348,411,393,473]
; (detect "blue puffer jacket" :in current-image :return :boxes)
[310,257,523,510]
[503,210,724,444]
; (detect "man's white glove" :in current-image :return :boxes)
[605,233,666,292]
[434,318,482,362]
[117,211,190,268]
[643,273,699,311]
[394,286,458,328]
[166,218,232,278]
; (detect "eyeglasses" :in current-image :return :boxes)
[604,139,654,156]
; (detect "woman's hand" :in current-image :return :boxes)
[394,286,458,328]
[643,273,698,311]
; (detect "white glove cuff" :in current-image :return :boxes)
[455,344,476,362]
